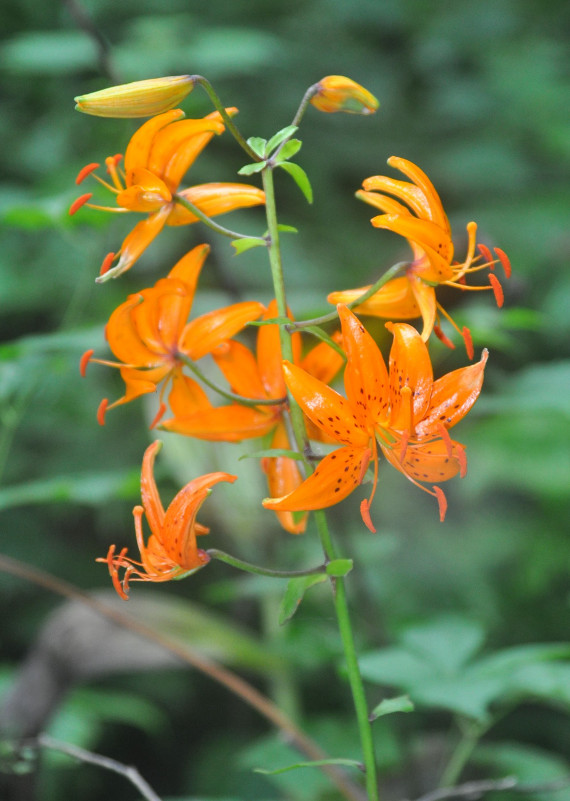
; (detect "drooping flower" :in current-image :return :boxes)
[310,76,379,115]
[99,440,236,599]
[74,75,196,118]
[80,244,265,426]
[69,108,265,281]
[263,304,487,531]
[328,157,510,358]
[160,300,344,534]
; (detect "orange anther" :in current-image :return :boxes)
[150,402,167,430]
[433,324,455,350]
[462,326,474,360]
[97,398,109,426]
[477,243,494,267]
[76,162,100,185]
[494,247,511,278]
[360,499,376,533]
[106,154,123,170]
[99,252,116,275]
[79,349,94,377]
[489,273,504,308]
[433,486,448,522]
[69,193,93,216]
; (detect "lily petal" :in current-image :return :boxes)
[361,176,429,220]
[262,423,307,534]
[381,439,461,484]
[117,167,172,212]
[408,275,437,341]
[140,440,166,538]
[371,214,454,282]
[147,118,225,191]
[124,109,185,184]
[166,243,210,302]
[387,157,450,233]
[328,277,421,320]
[168,183,265,226]
[180,301,265,360]
[106,204,171,280]
[356,189,414,218]
[162,404,276,441]
[386,322,433,430]
[212,340,269,400]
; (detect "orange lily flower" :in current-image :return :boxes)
[328,157,510,358]
[263,304,488,531]
[69,108,265,281]
[99,440,236,599]
[160,300,344,534]
[80,243,265,426]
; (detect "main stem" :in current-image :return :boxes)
[261,165,379,801]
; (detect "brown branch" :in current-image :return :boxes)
[0,553,366,801]
[412,774,570,801]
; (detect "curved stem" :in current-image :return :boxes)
[287,261,408,331]
[440,720,487,788]
[315,511,380,801]
[291,83,320,128]
[193,75,261,162]
[178,355,286,407]
[207,549,326,578]
[173,194,252,240]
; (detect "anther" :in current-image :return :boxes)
[489,273,504,308]
[494,247,511,278]
[79,349,94,377]
[434,325,455,350]
[69,193,93,216]
[433,486,448,522]
[462,326,474,360]
[360,499,376,533]
[97,398,109,426]
[99,252,116,276]
[477,243,494,267]
[76,162,100,185]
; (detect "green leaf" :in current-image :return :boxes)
[247,316,292,327]
[246,137,267,158]
[326,559,353,577]
[277,224,298,233]
[303,325,345,359]
[370,694,415,720]
[231,237,266,255]
[1,32,98,74]
[266,125,299,154]
[279,574,327,625]
[274,139,302,162]
[238,160,267,175]
[255,757,363,775]
[278,162,313,203]
[238,448,304,461]
[0,470,139,509]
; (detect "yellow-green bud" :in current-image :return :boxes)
[74,75,196,118]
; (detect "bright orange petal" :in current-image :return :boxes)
[386,322,433,430]
[337,305,390,427]
[124,109,185,184]
[371,214,454,282]
[263,446,368,511]
[167,243,210,298]
[167,183,265,226]
[356,189,415,218]
[168,371,213,417]
[415,349,488,438]
[161,404,276,441]
[299,332,344,385]
[212,340,268,400]
[106,293,161,366]
[105,204,171,280]
[382,439,461,484]
[386,157,450,233]
[146,118,225,191]
[256,300,301,398]
[408,275,437,340]
[328,276,421,320]
[180,301,265,360]
[360,176,428,219]
[282,360,369,447]
[117,365,169,403]
[117,168,172,212]
[262,423,307,534]
[140,441,166,538]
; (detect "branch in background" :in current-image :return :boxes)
[412,774,570,801]
[64,0,120,83]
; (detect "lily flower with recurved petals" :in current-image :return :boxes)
[69,108,265,281]
[80,243,265,426]
[160,300,344,534]
[328,157,510,358]
[263,304,487,531]
[99,440,236,599]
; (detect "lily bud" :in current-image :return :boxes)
[74,75,196,118]
[310,75,379,115]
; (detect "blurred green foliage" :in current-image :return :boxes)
[0,0,569,799]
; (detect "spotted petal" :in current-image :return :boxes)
[386,322,433,431]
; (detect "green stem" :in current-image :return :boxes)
[193,75,261,161]
[178,355,286,407]
[287,262,408,331]
[315,511,380,801]
[439,720,486,787]
[291,83,321,128]
[207,549,326,578]
[173,194,251,240]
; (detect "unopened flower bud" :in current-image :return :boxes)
[74,75,196,118]
[310,75,379,115]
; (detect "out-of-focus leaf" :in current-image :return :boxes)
[254,757,362,775]
[370,695,414,720]
[0,470,140,509]
[0,32,98,74]
[474,742,570,801]
[277,162,313,204]
[231,236,266,255]
[279,574,327,625]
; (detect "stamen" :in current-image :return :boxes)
[79,349,94,377]
[433,324,455,350]
[360,499,376,533]
[105,154,125,191]
[76,162,100,185]
[477,243,494,268]
[69,193,93,216]
[399,430,409,463]
[437,424,454,459]
[97,398,109,426]
[99,252,116,276]
[358,447,372,484]
[454,443,467,478]
[399,385,414,437]
[433,486,448,522]
[489,273,504,307]
[494,247,511,279]
[150,402,167,430]
[462,326,474,360]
